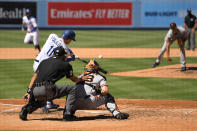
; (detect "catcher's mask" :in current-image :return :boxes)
[85,59,99,73]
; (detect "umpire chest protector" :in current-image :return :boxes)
[34,57,73,84]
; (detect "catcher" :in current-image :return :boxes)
[152,22,188,71]
[72,59,129,120]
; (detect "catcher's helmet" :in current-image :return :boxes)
[85,59,99,72]
[170,22,176,29]
[53,46,67,57]
[62,30,76,41]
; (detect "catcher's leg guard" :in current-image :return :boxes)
[105,94,120,117]
[105,94,129,119]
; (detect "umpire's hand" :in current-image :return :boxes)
[24,93,30,102]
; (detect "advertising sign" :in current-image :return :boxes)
[142,2,197,27]
[48,2,132,26]
[0,2,37,25]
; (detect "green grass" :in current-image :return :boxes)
[0,57,197,100]
[0,29,189,48]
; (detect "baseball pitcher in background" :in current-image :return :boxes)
[152,22,188,71]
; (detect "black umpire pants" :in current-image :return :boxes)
[25,82,77,115]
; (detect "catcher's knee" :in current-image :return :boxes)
[105,93,115,103]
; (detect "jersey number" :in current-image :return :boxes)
[87,75,94,82]
[47,46,55,56]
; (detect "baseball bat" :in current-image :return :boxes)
[76,57,108,74]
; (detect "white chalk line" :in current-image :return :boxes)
[83,110,108,114]
[0,102,23,113]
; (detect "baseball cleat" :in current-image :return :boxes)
[50,104,60,109]
[152,62,160,68]
[19,107,28,121]
[114,112,129,120]
[181,67,186,71]
[63,114,77,121]
[46,100,60,109]
[42,106,49,113]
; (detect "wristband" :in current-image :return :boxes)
[66,56,75,62]
[27,88,32,94]
[31,27,37,32]
[67,48,73,54]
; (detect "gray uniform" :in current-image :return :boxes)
[74,72,120,117]
[156,26,187,68]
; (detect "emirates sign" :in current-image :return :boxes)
[48,2,132,26]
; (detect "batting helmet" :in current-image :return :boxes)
[62,30,76,41]
[85,59,99,72]
[53,46,67,57]
[25,9,31,14]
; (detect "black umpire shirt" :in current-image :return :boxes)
[34,57,73,84]
[185,14,196,28]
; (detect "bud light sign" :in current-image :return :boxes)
[48,2,132,26]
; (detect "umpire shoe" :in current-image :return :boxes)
[63,114,77,121]
[49,104,59,109]
[114,112,129,120]
[46,100,60,109]
[152,62,160,68]
[19,107,28,121]
[181,67,186,71]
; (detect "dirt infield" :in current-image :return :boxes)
[0,48,196,59]
[0,99,197,131]
[110,64,197,79]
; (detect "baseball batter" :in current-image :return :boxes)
[152,22,188,71]
[73,59,129,120]
[22,9,40,52]
[33,30,76,112]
